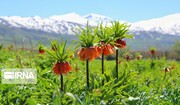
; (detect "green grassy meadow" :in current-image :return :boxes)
[0,49,179,105]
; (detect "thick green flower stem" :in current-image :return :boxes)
[102,52,105,86]
[60,74,63,91]
[86,59,90,88]
[116,49,118,79]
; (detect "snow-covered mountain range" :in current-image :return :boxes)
[0,13,180,50]
[0,13,180,36]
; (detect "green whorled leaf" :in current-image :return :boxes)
[95,23,115,44]
[104,73,111,82]
[65,92,76,103]
[52,92,61,105]
[26,98,37,105]
[73,21,97,48]
[111,21,133,40]
[113,78,125,89]
[46,49,59,60]
[46,40,74,62]
[123,34,134,39]
[67,77,79,90]
[74,94,83,104]
[53,96,60,105]
[101,79,115,90]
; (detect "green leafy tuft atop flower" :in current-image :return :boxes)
[94,23,114,44]
[111,21,133,39]
[73,22,97,48]
[46,40,74,62]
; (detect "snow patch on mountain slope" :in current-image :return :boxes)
[84,13,112,23]
[131,14,180,35]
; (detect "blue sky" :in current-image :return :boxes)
[0,0,180,22]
